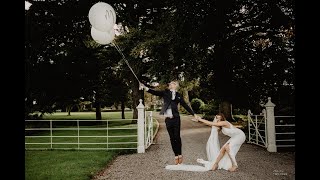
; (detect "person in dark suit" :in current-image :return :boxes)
[140,81,199,165]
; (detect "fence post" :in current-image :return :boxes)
[144,111,147,147]
[264,97,277,152]
[77,120,80,150]
[150,111,153,144]
[137,99,145,153]
[262,109,268,146]
[50,120,53,150]
[247,110,252,142]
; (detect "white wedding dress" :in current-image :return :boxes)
[165,118,246,171]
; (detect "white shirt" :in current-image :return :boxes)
[164,107,173,118]
[170,90,176,100]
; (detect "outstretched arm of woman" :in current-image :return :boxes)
[198,118,228,128]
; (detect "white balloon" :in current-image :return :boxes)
[91,26,115,45]
[88,2,116,32]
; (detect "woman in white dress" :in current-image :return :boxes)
[165,113,246,172]
[198,113,246,172]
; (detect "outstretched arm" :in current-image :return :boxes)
[180,95,200,119]
[198,118,228,127]
[147,88,164,97]
[179,96,201,120]
[140,83,164,97]
[180,97,195,116]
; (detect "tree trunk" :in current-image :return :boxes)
[213,38,236,122]
[114,102,119,110]
[219,101,235,122]
[96,102,102,120]
[66,105,72,116]
[180,89,191,113]
[131,78,140,124]
[183,89,191,107]
[121,99,125,119]
[76,104,81,112]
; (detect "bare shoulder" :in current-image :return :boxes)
[222,121,231,128]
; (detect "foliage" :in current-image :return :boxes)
[196,0,295,112]
[25,0,295,118]
[200,100,220,116]
[190,98,205,114]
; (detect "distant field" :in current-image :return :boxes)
[41,111,135,120]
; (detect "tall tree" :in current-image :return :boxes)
[25,0,121,119]
[196,0,295,116]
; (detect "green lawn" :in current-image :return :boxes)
[25,111,157,180]
[25,150,119,180]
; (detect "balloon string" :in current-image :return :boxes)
[112,42,141,83]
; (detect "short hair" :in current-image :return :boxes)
[170,80,179,89]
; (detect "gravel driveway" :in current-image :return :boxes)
[93,114,295,180]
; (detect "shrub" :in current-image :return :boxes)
[233,108,248,115]
[202,114,216,121]
[191,98,205,114]
[199,100,220,121]
[200,100,219,115]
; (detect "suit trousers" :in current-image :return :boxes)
[165,116,182,156]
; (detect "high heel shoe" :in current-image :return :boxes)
[178,155,183,164]
[174,156,179,165]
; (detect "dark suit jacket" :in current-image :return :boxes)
[147,88,195,117]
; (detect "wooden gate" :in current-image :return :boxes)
[247,110,267,148]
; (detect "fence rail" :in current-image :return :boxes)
[274,116,295,148]
[247,97,295,152]
[145,111,154,149]
[25,119,138,150]
[247,114,267,148]
[25,105,157,153]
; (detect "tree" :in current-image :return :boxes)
[25,0,295,121]
[196,0,295,117]
[178,79,200,113]
[25,0,121,119]
[108,76,130,119]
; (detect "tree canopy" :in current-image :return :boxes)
[25,0,295,118]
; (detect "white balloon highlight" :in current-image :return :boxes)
[88,2,116,32]
[91,26,115,45]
